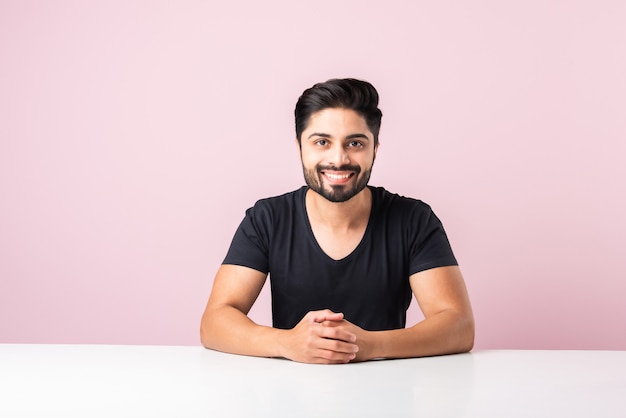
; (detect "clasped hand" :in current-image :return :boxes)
[283,309,367,364]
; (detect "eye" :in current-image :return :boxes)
[315,139,329,147]
[347,140,363,148]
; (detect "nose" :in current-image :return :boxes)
[328,144,350,166]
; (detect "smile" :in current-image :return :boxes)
[324,172,352,180]
[321,170,355,185]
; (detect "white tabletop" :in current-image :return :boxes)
[1,344,625,417]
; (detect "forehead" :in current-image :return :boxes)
[303,108,371,135]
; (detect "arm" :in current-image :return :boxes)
[200,264,359,363]
[322,265,474,361]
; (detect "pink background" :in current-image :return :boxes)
[1,1,625,350]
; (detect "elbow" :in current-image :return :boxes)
[459,332,474,354]
[200,324,219,350]
[200,327,210,349]
[440,310,474,355]
[456,315,475,354]
[199,312,215,349]
[200,326,209,349]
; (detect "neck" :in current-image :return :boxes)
[305,186,372,230]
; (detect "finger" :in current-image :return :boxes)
[296,337,356,364]
[309,339,358,363]
[316,351,356,364]
[317,323,356,343]
[310,352,355,364]
[317,338,359,358]
[321,324,356,341]
[308,309,344,323]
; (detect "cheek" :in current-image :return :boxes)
[357,153,375,168]
[301,158,319,174]
[301,151,321,168]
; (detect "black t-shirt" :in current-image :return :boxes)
[223,186,458,331]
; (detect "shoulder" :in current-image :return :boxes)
[370,186,434,216]
[244,187,306,222]
[250,187,306,212]
[369,186,446,234]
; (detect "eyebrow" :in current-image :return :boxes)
[306,133,370,141]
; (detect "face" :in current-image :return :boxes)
[299,108,378,203]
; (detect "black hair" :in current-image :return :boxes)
[294,78,383,146]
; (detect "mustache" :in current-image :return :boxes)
[317,164,361,173]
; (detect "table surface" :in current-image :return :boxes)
[1,344,625,417]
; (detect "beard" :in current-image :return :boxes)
[303,163,373,203]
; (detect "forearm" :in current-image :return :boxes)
[202,306,360,363]
[200,305,286,358]
[358,265,476,361]
[362,309,475,360]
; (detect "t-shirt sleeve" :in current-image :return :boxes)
[408,204,458,275]
[222,203,271,274]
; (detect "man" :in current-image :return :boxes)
[200,78,474,364]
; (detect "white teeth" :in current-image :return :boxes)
[325,173,351,180]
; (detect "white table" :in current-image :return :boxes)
[1,344,625,417]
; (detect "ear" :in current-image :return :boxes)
[373,142,380,161]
